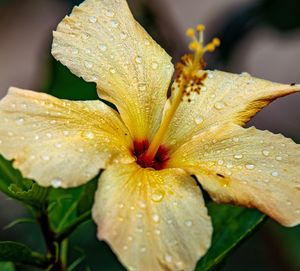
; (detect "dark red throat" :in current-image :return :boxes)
[132,139,169,170]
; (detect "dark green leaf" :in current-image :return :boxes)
[196,203,265,271]
[0,262,15,271]
[8,180,48,209]
[77,176,98,216]
[0,241,48,268]
[4,218,35,230]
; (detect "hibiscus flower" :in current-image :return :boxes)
[0,0,299,270]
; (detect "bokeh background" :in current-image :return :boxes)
[0,0,300,270]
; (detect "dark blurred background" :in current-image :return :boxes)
[0,0,300,270]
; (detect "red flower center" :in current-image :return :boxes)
[132,140,169,170]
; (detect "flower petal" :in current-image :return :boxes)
[0,88,133,188]
[92,163,212,271]
[168,123,300,226]
[52,0,174,140]
[163,70,300,149]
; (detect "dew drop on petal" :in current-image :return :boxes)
[232,137,239,142]
[262,150,270,156]
[120,31,127,40]
[194,116,204,124]
[99,44,107,51]
[165,255,173,263]
[84,131,94,139]
[42,154,50,161]
[105,9,114,17]
[152,214,160,223]
[271,171,279,177]
[214,101,225,110]
[16,118,24,125]
[72,48,79,55]
[217,159,224,165]
[84,61,93,69]
[151,61,158,70]
[51,178,62,188]
[109,68,116,74]
[234,154,243,159]
[276,156,283,161]
[89,16,97,23]
[184,220,193,227]
[245,164,255,170]
[151,190,164,202]
[110,20,119,28]
[135,56,142,64]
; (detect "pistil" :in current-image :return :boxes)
[143,25,220,164]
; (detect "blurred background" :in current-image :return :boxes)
[0,0,300,270]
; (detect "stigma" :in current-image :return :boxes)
[143,24,220,164]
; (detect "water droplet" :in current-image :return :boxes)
[128,236,133,241]
[214,101,225,110]
[276,156,282,161]
[123,245,128,250]
[245,164,255,170]
[89,16,97,23]
[72,48,79,55]
[144,39,150,46]
[42,154,50,161]
[195,116,204,124]
[105,10,115,17]
[151,190,164,202]
[51,178,62,188]
[34,135,40,140]
[184,220,193,227]
[16,118,24,125]
[271,171,279,177]
[154,229,161,235]
[82,32,90,39]
[138,200,146,209]
[152,214,160,222]
[50,120,57,124]
[234,154,243,159]
[84,131,94,139]
[295,209,300,214]
[84,61,93,69]
[286,200,292,206]
[138,83,146,91]
[233,137,240,142]
[109,68,116,74]
[165,255,173,263]
[55,143,62,148]
[217,159,224,165]
[208,73,214,79]
[140,247,146,252]
[240,72,250,77]
[135,56,142,64]
[262,150,270,156]
[111,20,119,28]
[167,219,173,224]
[151,61,158,70]
[120,32,127,39]
[119,203,124,209]
[99,44,107,51]
[63,131,69,136]
[104,137,110,143]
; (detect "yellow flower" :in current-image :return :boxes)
[0,0,300,270]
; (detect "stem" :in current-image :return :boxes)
[37,204,66,271]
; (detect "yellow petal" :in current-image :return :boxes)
[52,0,174,140]
[163,70,300,149]
[168,123,300,227]
[92,163,212,271]
[0,87,133,188]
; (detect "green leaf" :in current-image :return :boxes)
[0,241,48,268]
[0,262,15,271]
[77,177,98,216]
[196,203,265,271]
[48,186,83,231]
[8,179,48,210]
[3,218,35,230]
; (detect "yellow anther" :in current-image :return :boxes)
[189,41,199,51]
[212,38,221,46]
[205,43,215,52]
[196,24,205,32]
[186,28,195,37]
